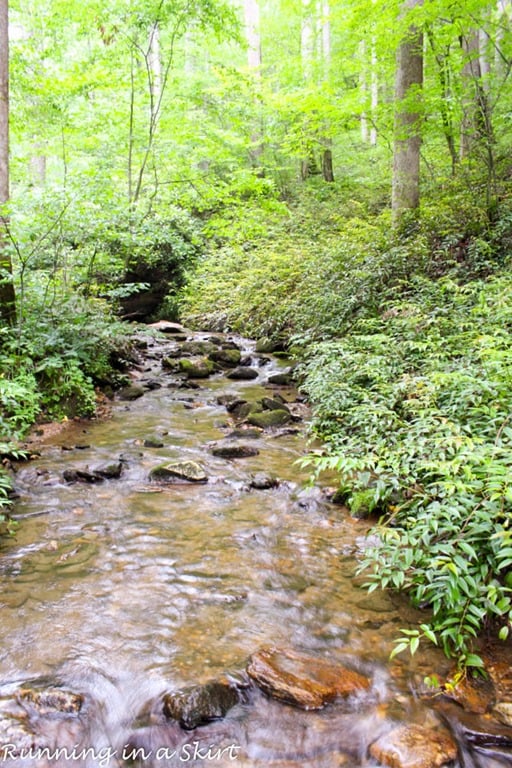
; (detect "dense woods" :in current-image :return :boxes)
[1,0,512,669]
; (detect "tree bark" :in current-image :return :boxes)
[392,0,424,222]
[244,0,263,166]
[0,0,15,325]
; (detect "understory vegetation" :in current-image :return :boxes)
[182,174,512,668]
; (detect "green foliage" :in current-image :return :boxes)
[300,271,512,664]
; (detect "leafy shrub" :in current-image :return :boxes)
[300,274,512,666]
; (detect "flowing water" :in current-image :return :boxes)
[0,329,509,767]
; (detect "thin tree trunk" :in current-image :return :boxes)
[0,0,16,325]
[392,0,424,221]
[244,0,263,166]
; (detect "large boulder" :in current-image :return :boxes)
[247,647,370,710]
[369,724,457,768]
[163,680,240,730]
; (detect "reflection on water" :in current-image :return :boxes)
[0,332,473,765]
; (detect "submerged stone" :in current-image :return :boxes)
[369,724,457,768]
[249,472,279,490]
[247,647,370,710]
[211,443,260,459]
[163,680,240,730]
[17,688,83,715]
[149,460,207,483]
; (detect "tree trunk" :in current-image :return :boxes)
[392,0,424,222]
[244,0,263,166]
[0,0,15,325]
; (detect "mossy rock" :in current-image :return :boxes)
[208,348,242,367]
[247,409,292,429]
[261,396,290,412]
[180,340,218,356]
[149,460,207,483]
[179,358,216,379]
[118,385,145,401]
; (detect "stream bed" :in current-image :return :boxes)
[0,324,511,767]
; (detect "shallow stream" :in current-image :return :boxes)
[0,328,510,767]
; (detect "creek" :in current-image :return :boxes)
[0,325,510,768]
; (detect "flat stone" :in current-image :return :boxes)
[369,724,457,768]
[163,680,240,730]
[148,321,186,334]
[261,396,289,411]
[149,460,207,483]
[247,647,370,710]
[143,436,165,448]
[247,409,292,428]
[17,688,83,715]
[211,443,260,459]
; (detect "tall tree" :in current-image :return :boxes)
[392,0,424,221]
[0,0,15,325]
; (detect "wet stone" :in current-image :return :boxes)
[226,428,262,440]
[162,680,240,730]
[369,724,457,768]
[441,667,495,713]
[211,442,260,459]
[494,701,512,727]
[63,468,104,484]
[17,687,83,715]
[92,461,124,479]
[249,472,279,490]
[261,396,290,412]
[179,358,216,379]
[208,348,242,367]
[267,371,294,386]
[149,460,208,483]
[247,647,370,710]
[227,366,259,380]
[247,409,292,429]
[118,384,146,401]
[143,436,165,448]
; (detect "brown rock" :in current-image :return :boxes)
[246,647,370,710]
[441,667,495,713]
[369,724,457,768]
